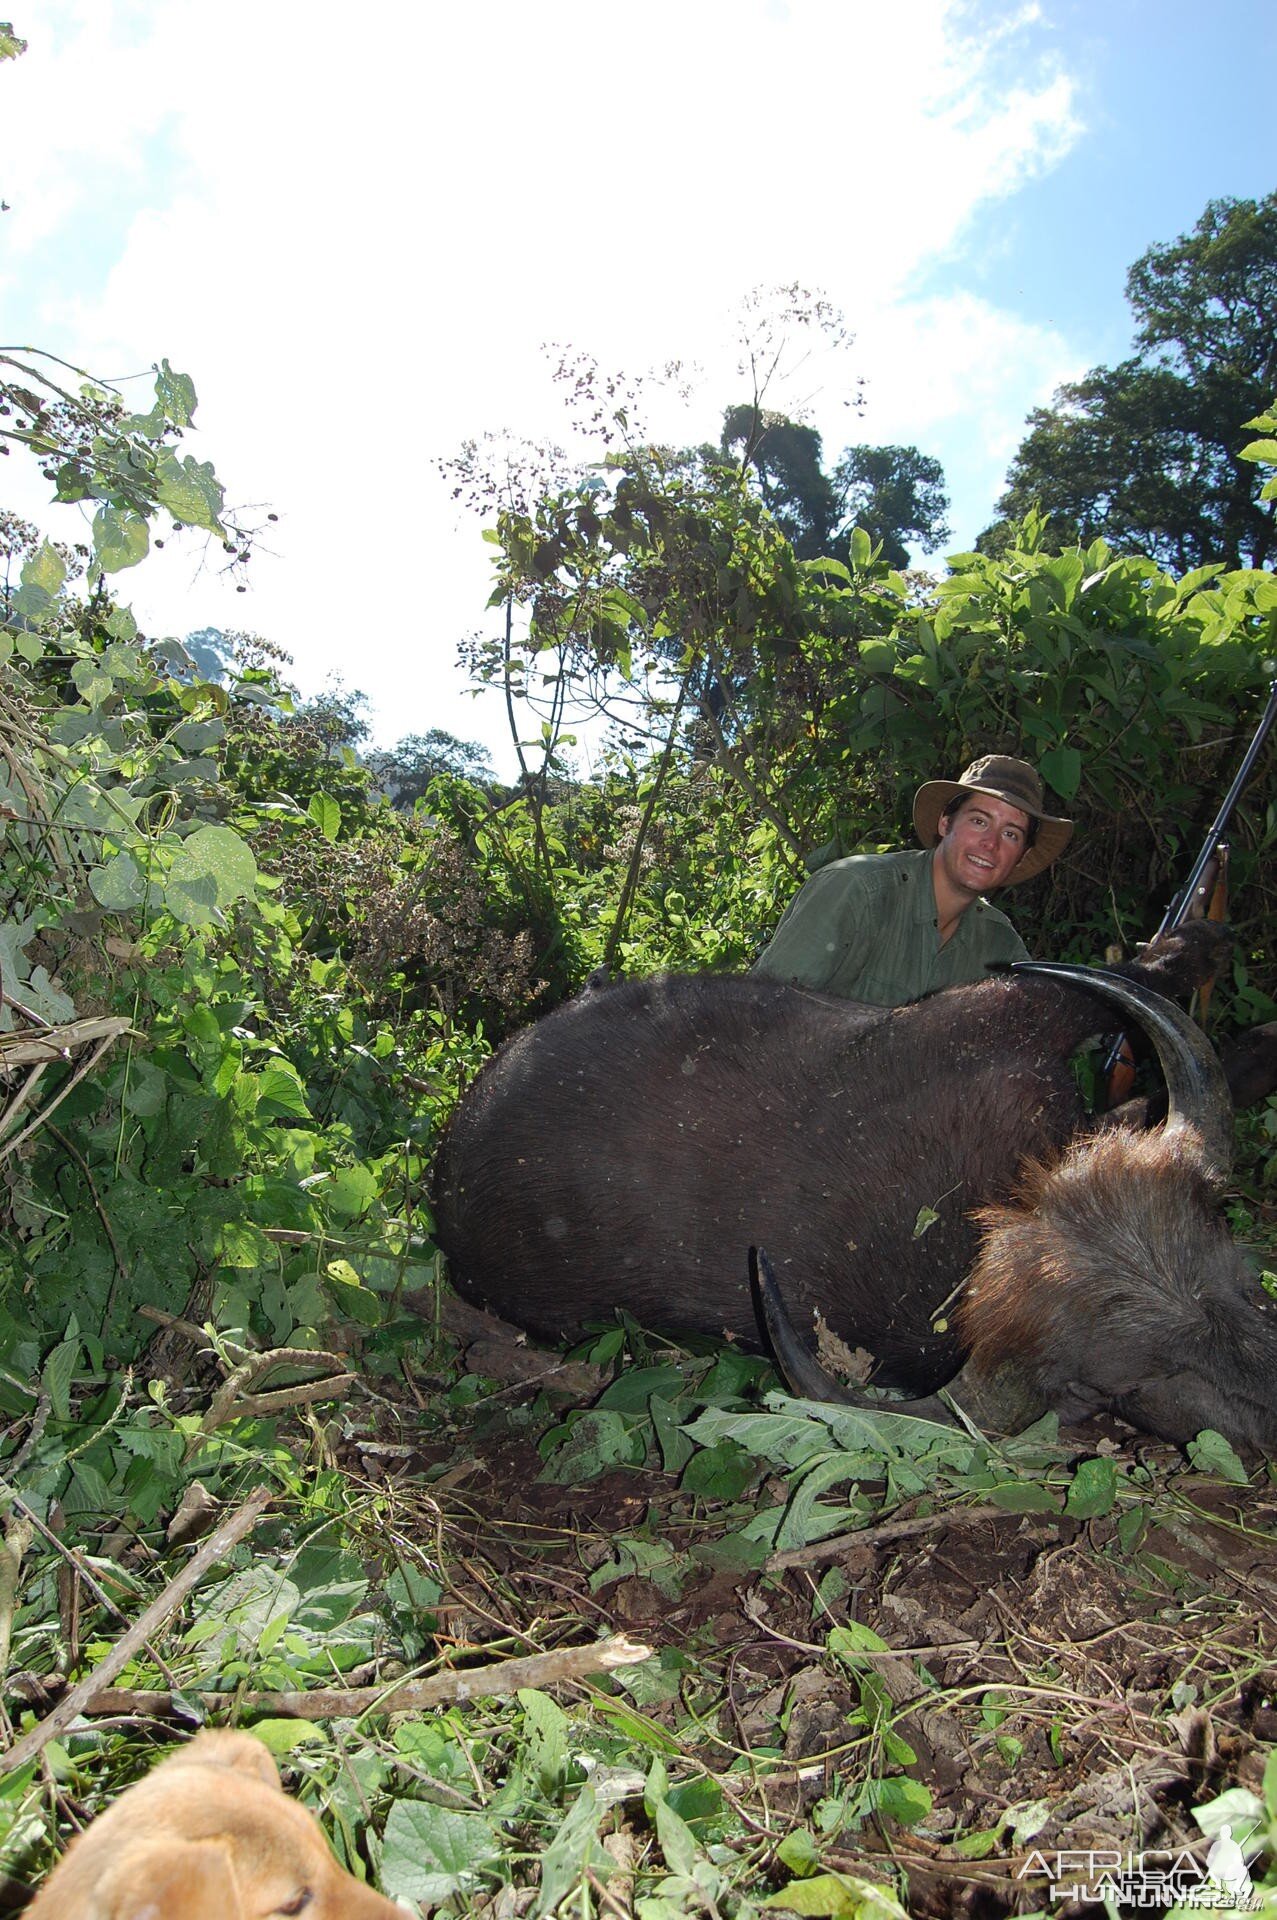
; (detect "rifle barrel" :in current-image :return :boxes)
[1156,675,1277,938]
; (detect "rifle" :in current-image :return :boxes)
[1103,676,1277,1107]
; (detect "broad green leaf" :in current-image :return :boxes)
[650,1394,696,1475]
[237,1720,323,1754]
[518,1687,570,1797]
[307,793,342,842]
[777,1829,822,1877]
[189,1569,302,1666]
[858,640,896,674]
[1263,1747,1277,1822]
[829,1621,891,1660]
[379,1801,503,1904]
[1117,1502,1148,1553]
[539,1409,647,1483]
[682,1438,756,1501]
[764,1870,909,1918]
[870,1776,933,1828]
[92,505,150,573]
[42,1336,81,1422]
[255,1062,312,1121]
[986,1482,1061,1513]
[655,1798,700,1879]
[1186,1429,1249,1485]
[849,527,874,569]
[171,719,225,752]
[155,449,226,534]
[155,358,198,428]
[1039,744,1082,800]
[776,1454,870,1552]
[597,1365,685,1412]
[535,1784,612,1919]
[1065,1457,1118,1518]
[71,657,115,708]
[20,541,66,598]
[1190,1785,1264,1843]
[119,403,167,442]
[89,851,149,912]
[164,824,257,926]
[951,1829,1000,1859]
[324,1164,379,1218]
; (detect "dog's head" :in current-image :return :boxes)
[29,1731,404,1920]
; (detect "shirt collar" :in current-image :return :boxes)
[915,848,991,935]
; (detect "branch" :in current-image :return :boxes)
[45,1633,654,1722]
[2,1484,273,1773]
[765,1503,1020,1571]
[692,671,804,860]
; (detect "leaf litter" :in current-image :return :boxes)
[5,1321,1277,1919]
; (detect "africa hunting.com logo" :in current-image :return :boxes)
[1018,1825,1259,1908]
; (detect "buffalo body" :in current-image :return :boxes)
[431,925,1277,1449]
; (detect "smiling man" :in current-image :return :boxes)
[753,756,1073,1006]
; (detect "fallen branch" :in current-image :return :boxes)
[1,1483,273,1773]
[766,1503,1026,1571]
[186,1348,355,1456]
[51,1633,654,1722]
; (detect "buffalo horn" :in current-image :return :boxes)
[750,1246,954,1419]
[1011,961,1234,1178]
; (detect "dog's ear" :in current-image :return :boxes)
[167,1729,281,1790]
[97,1837,242,1920]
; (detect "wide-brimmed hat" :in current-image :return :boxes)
[913,754,1073,886]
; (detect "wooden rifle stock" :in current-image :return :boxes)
[1102,677,1277,1110]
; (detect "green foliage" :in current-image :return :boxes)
[368,728,498,810]
[468,438,1276,1004]
[987,194,1277,570]
[3,275,1276,1916]
[721,406,950,567]
[0,350,260,586]
[829,444,951,570]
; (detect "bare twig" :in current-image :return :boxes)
[765,1503,1018,1571]
[0,1027,133,1158]
[186,1349,355,1456]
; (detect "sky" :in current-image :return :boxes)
[1,0,1274,779]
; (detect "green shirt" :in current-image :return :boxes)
[752,847,1029,1006]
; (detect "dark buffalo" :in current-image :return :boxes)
[431,923,1277,1450]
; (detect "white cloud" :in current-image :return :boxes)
[3,0,1087,772]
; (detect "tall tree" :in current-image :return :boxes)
[986,194,1277,569]
[721,406,950,565]
[831,444,951,569]
[720,405,840,557]
[368,729,497,809]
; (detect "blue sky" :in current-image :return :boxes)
[951,0,1275,352]
[2,1,1274,778]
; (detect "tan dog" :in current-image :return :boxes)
[28,1729,404,1919]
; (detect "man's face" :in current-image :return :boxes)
[936,793,1031,895]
